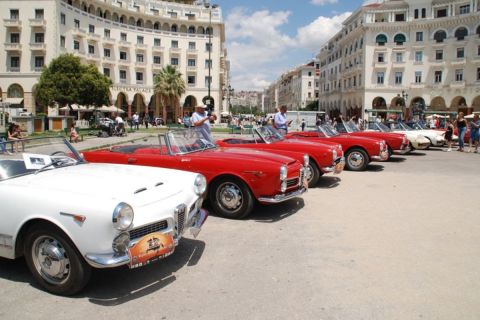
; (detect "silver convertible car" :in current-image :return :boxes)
[0,137,207,295]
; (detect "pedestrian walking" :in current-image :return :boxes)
[144,113,150,129]
[454,112,467,152]
[444,119,454,152]
[301,118,306,132]
[132,113,139,130]
[469,114,480,153]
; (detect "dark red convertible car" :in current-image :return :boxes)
[83,129,307,219]
[216,126,344,187]
[334,121,410,156]
[286,124,389,171]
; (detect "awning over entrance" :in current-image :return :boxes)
[4,98,24,105]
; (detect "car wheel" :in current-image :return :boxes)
[305,161,320,188]
[23,223,91,296]
[345,148,369,171]
[210,177,254,219]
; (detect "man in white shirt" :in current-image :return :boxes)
[132,113,139,130]
[191,104,216,142]
[274,105,291,135]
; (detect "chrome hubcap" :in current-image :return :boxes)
[218,183,243,211]
[31,236,70,285]
[348,152,364,168]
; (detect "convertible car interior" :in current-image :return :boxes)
[221,138,260,144]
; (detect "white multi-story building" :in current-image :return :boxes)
[263,61,317,114]
[317,0,480,120]
[0,0,229,123]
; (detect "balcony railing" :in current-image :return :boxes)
[29,19,46,28]
[4,19,21,28]
[135,61,146,67]
[87,33,101,41]
[4,43,22,51]
[8,67,20,72]
[152,45,164,52]
[152,63,163,69]
[169,47,181,53]
[135,43,147,50]
[118,40,132,47]
[71,28,86,37]
[103,37,116,44]
[30,43,47,51]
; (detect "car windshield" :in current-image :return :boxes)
[343,121,359,133]
[410,122,427,130]
[318,124,339,138]
[255,126,284,143]
[367,122,392,132]
[165,129,216,155]
[0,137,83,181]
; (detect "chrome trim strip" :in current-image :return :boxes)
[84,253,130,268]
[258,187,307,204]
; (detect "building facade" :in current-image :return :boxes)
[262,61,317,114]
[0,0,229,122]
[317,0,480,120]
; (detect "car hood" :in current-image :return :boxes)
[10,163,193,205]
[201,147,297,165]
[327,134,381,144]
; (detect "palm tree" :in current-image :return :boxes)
[154,65,186,123]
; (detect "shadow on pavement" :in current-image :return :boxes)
[0,257,40,290]
[365,164,384,172]
[316,176,341,189]
[389,157,406,163]
[406,152,427,156]
[82,238,205,306]
[251,198,305,223]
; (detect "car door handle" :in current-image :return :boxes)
[127,157,137,164]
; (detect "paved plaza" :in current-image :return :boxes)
[1,140,479,320]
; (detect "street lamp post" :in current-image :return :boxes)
[204,3,218,109]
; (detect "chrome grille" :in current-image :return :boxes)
[287,178,299,188]
[175,204,186,237]
[129,220,168,240]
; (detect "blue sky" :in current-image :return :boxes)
[212,0,368,90]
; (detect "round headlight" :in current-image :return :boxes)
[280,165,288,181]
[112,203,134,231]
[194,174,207,196]
[303,154,309,167]
[281,181,287,193]
[332,149,338,160]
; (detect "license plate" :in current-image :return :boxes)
[128,232,175,269]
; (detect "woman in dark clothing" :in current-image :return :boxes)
[444,119,454,152]
[454,112,467,152]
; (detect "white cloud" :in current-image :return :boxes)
[225,8,296,90]
[225,8,352,90]
[296,12,352,51]
[310,0,338,6]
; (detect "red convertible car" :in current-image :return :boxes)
[216,126,345,188]
[286,124,389,171]
[334,121,410,156]
[83,129,307,220]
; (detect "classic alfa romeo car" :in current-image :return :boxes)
[385,122,446,147]
[285,124,389,171]
[83,129,307,220]
[406,121,459,142]
[0,137,207,295]
[366,122,431,151]
[216,126,345,187]
[334,121,410,156]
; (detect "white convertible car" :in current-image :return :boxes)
[386,122,446,147]
[0,137,208,295]
[366,122,431,150]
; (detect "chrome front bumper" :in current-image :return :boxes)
[322,157,345,174]
[84,208,208,268]
[258,187,307,204]
[394,146,411,154]
[371,150,389,161]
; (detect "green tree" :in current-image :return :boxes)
[154,65,186,121]
[78,64,112,107]
[35,54,111,109]
[304,100,319,111]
